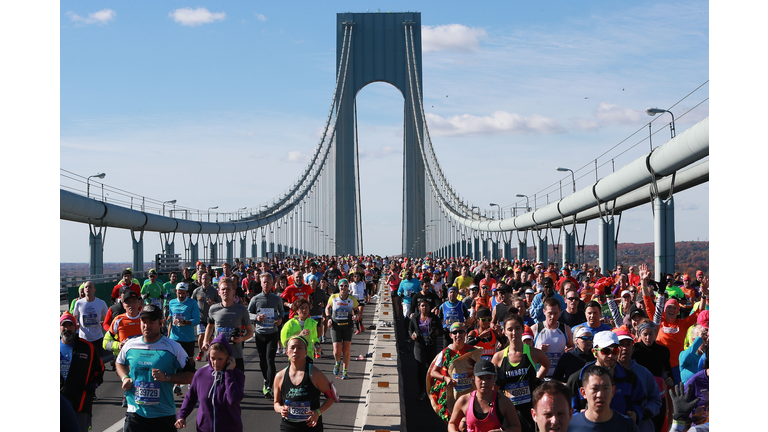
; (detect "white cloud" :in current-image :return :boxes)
[570,102,645,131]
[66,9,116,25]
[422,24,487,53]
[286,150,310,163]
[255,13,267,22]
[425,111,565,137]
[169,7,225,26]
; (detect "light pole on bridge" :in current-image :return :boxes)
[162,200,177,217]
[646,107,676,139]
[86,173,106,199]
[207,206,218,223]
[556,167,576,194]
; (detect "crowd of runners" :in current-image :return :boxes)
[60,255,709,432]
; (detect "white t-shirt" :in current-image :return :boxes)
[73,297,109,342]
[350,281,367,300]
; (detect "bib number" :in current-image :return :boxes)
[135,381,161,405]
[285,400,311,422]
[217,326,235,339]
[173,313,185,325]
[83,313,99,327]
[335,310,349,321]
[452,372,473,393]
[261,308,275,329]
[504,381,531,405]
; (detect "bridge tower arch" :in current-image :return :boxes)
[335,12,425,256]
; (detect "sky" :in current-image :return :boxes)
[56,1,710,263]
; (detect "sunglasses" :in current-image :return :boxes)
[339,284,349,287]
[479,318,491,322]
[566,297,578,301]
[451,329,467,335]
[577,336,593,341]
[596,347,620,356]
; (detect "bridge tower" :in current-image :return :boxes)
[334,12,425,256]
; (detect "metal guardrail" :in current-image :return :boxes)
[59,271,149,301]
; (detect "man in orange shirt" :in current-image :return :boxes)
[638,263,701,385]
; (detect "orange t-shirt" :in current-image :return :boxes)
[643,295,700,367]
[110,313,142,342]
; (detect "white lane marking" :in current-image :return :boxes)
[101,417,124,432]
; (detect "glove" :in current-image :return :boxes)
[669,382,701,421]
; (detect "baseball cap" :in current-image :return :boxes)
[593,331,620,349]
[476,308,492,319]
[574,326,593,339]
[121,290,140,302]
[613,326,633,342]
[148,269,158,276]
[621,290,632,298]
[176,282,189,291]
[122,269,133,277]
[473,359,497,377]
[525,288,535,294]
[449,322,465,333]
[60,312,76,326]
[697,310,709,329]
[140,304,163,321]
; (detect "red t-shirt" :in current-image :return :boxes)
[111,282,141,302]
[281,283,315,318]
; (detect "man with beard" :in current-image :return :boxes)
[61,312,104,432]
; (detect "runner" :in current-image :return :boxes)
[615,326,662,432]
[103,290,143,358]
[60,311,104,432]
[408,297,442,400]
[349,272,367,334]
[273,335,337,431]
[140,269,166,309]
[116,304,195,432]
[448,359,521,432]
[249,271,285,398]
[466,307,498,361]
[162,271,178,320]
[568,365,640,432]
[307,276,328,343]
[176,333,245,432]
[492,313,550,432]
[532,297,574,378]
[192,273,220,362]
[166,282,200,396]
[325,279,359,380]
[203,277,254,373]
[72,280,109,364]
[530,380,573,432]
[438,286,470,348]
[428,322,482,422]
[111,269,141,303]
[281,298,321,359]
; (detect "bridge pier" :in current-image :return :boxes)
[240,236,247,261]
[598,218,616,274]
[536,234,548,264]
[562,230,576,265]
[473,237,481,260]
[226,239,234,265]
[89,229,104,275]
[131,229,143,273]
[210,241,218,264]
[503,240,512,261]
[654,196,675,281]
[518,238,527,261]
[190,241,198,266]
[164,240,174,257]
[481,237,489,260]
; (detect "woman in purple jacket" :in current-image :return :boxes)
[176,333,246,431]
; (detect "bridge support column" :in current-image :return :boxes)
[89,229,104,276]
[251,241,257,260]
[481,238,489,261]
[240,237,247,261]
[562,231,576,265]
[654,197,675,281]
[491,240,499,261]
[473,237,480,260]
[503,240,512,261]
[517,238,527,261]
[190,242,199,266]
[210,241,218,264]
[164,240,174,257]
[599,218,616,274]
[130,229,143,273]
[226,240,234,265]
[536,235,548,264]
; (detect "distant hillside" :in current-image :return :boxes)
[60,262,154,279]
[60,241,708,278]
[521,241,708,275]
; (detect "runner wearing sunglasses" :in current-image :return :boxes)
[566,331,645,425]
[551,326,595,383]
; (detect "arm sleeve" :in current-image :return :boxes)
[643,295,658,325]
[530,296,545,323]
[679,337,703,373]
[607,299,624,328]
[224,369,246,405]
[189,301,200,327]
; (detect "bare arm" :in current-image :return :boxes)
[529,347,551,379]
[499,395,522,432]
[447,394,469,432]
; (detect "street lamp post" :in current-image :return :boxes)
[645,107,676,139]
[162,200,177,216]
[556,168,576,194]
[207,206,218,223]
[471,206,479,220]
[237,207,247,220]
[489,203,501,220]
[515,194,530,215]
[86,173,106,198]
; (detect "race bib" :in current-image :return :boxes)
[83,313,99,327]
[285,400,312,422]
[452,372,473,393]
[335,310,349,321]
[662,326,679,334]
[150,298,163,308]
[217,326,235,339]
[261,308,275,329]
[503,381,531,405]
[546,352,562,370]
[173,313,185,325]
[60,357,71,380]
[134,381,160,405]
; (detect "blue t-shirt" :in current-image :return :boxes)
[398,278,421,304]
[117,336,189,418]
[60,341,73,380]
[168,297,201,343]
[568,411,639,432]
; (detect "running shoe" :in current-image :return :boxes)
[341,369,349,380]
[360,324,366,333]
[195,353,202,361]
[355,329,360,335]
[314,352,322,359]
[321,336,326,343]
[333,361,340,376]
[263,385,272,398]
[173,385,182,396]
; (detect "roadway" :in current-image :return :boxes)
[87,301,377,432]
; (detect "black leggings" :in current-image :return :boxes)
[254,332,279,387]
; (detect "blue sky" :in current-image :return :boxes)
[57,1,710,262]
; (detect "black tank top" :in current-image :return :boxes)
[497,345,538,432]
[280,362,323,432]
